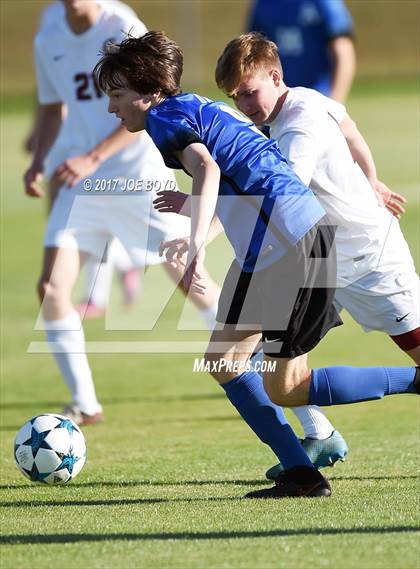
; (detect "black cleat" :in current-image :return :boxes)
[245,466,331,499]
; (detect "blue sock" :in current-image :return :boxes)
[222,370,313,470]
[310,366,417,406]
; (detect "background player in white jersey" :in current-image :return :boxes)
[23,0,220,426]
[25,0,146,318]
[155,32,419,473]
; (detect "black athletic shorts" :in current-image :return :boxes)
[216,219,342,358]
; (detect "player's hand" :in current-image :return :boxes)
[159,236,190,262]
[153,191,191,216]
[374,180,406,218]
[54,154,100,188]
[24,163,44,198]
[183,245,206,295]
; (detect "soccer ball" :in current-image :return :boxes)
[14,414,86,484]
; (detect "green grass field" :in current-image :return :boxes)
[1,85,419,569]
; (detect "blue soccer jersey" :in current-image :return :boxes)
[247,0,354,95]
[146,93,325,271]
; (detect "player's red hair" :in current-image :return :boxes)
[216,32,283,97]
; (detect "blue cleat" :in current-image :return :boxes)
[266,430,349,481]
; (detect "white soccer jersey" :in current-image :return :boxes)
[34,1,148,185]
[39,1,140,30]
[268,87,415,282]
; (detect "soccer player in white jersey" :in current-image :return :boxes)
[23,0,220,426]
[155,32,419,474]
[26,0,146,318]
[216,33,419,476]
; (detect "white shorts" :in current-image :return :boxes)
[44,190,190,267]
[334,267,420,336]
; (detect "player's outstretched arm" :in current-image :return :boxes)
[176,143,220,292]
[23,102,64,198]
[54,126,139,188]
[340,114,406,217]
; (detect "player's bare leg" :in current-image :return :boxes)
[38,246,85,320]
[204,324,261,383]
[263,354,312,407]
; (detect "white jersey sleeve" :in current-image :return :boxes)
[325,96,347,125]
[34,37,62,104]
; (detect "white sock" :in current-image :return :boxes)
[84,259,113,309]
[292,406,334,439]
[200,303,218,330]
[45,311,101,415]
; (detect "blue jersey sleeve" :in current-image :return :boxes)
[317,0,354,39]
[146,110,202,169]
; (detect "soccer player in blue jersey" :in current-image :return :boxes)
[94,32,419,498]
[247,0,355,101]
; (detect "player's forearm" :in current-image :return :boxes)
[31,103,64,168]
[329,37,356,103]
[340,114,377,186]
[190,163,220,248]
[206,215,224,244]
[87,125,138,165]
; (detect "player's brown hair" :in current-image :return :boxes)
[94,31,183,96]
[216,32,282,97]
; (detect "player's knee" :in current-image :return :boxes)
[265,385,302,407]
[37,277,49,302]
[263,376,288,406]
[37,277,63,309]
[263,369,310,407]
[203,351,220,380]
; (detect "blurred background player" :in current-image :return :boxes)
[23,0,220,426]
[25,0,144,319]
[247,0,356,102]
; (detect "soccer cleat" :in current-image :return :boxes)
[265,430,349,480]
[121,268,141,305]
[75,301,106,320]
[246,466,331,499]
[62,404,104,426]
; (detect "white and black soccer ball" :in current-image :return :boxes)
[14,414,86,484]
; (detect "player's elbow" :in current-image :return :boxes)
[199,158,220,177]
[331,36,356,68]
[340,114,358,142]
